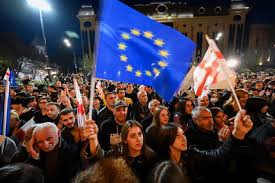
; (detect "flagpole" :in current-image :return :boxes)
[205,36,242,111]
[88,20,100,121]
[3,78,10,136]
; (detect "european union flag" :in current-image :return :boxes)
[95,0,196,101]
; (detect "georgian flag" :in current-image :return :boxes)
[193,37,236,97]
[73,79,85,127]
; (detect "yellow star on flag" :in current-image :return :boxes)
[158,61,168,68]
[121,33,130,40]
[126,65,133,72]
[153,68,160,76]
[135,70,142,77]
[145,70,152,77]
[143,31,154,39]
[154,39,165,47]
[120,55,128,62]
[158,50,169,58]
[131,29,141,36]
[118,43,127,50]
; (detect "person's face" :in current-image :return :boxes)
[194,110,214,132]
[239,94,249,108]
[93,99,100,110]
[126,126,143,153]
[185,101,193,115]
[9,118,19,129]
[26,85,33,92]
[69,89,76,97]
[35,127,59,152]
[126,85,134,93]
[199,96,209,107]
[60,112,75,128]
[159,109,169,125]
[261,105,269,114]
[117,90,125,100]
[170,127,187,152]
[151,101,160,114]
[82,96,89,107]
[10,89,16,97]
[251,90,259,96]
[114,107,128,123]
[39,99,48,110]
[55,81,62,87]
[28,99,37,108]
[106,94,116,108]
[255,82,264,90]
[11,104,21,112]
[46,105,59,119]
[139,92,148,104]
[214,111,227,127]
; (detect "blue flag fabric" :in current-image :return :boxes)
[9,70,17,88]
[95,0,196,101]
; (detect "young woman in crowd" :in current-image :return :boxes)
[156,110,253,182]
[82,120,156,182]
[145,106,170,152]
[173,98,194,131]
[210,107,231,132]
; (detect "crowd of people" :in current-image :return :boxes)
[0,71,274,183]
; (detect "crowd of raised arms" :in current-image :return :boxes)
[0,71,274,183]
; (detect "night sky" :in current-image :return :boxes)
[0,0,274,57]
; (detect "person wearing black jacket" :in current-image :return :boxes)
[96,92,115,125]
[156,110,253,183]
[82,120,156,182]
[99,100,128,151]
[12,122,97,183]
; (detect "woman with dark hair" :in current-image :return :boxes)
[210,107,230,132]
[0,163,44,183]
[146,161,190,183]
[156,110,254,182]
[82,120,156,182]
[174,98,194,130]
[145,106,170,152]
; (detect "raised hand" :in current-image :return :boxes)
[83,119,99,155]
[27,136,40,160]
[232,110,253,140]
[218,125,232,142]
[83,120,98,141]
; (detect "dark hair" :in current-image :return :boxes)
[59,108,75,117]
[158,123,181,159]
[121,120,154,159]
[146,161,189,183]
[245,97,268,114]
[116,88,126,93]
[105,92,115,99]
[46,102,60,109]
[209,107,223,118]
[177,98,194,115]
[73,157,139,183]
[152,106,169,128]
[0,163,44,183]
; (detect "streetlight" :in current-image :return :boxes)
[27,0,51,66]
[215,32,223,41]
[227,58,239,68]
[63,38,77,73]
